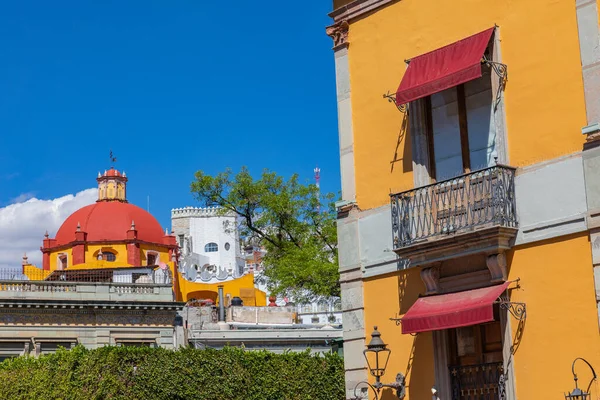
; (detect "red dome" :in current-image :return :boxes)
[55,201,165,246]
[105,168,122,177]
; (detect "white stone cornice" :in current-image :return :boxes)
[329,0,396,23]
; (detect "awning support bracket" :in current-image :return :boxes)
[382,91,407,113]
[482,55,508,109]
[496,297,526,322]
[389,314,418,336]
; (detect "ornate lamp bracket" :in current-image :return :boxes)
[352,373,406,400]
[382,91,407,113]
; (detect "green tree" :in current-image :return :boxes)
[191,167,339,302]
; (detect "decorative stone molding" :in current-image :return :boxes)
[329,0,396,23]
[584,123,600,145]
[486,253,508,283]
[421,265,440,295]
[394,226,517,268]
[326,20,349,50]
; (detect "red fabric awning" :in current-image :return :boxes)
[395,27,495,105]
[401,281,510,334]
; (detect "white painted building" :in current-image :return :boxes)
[171,207,246,284]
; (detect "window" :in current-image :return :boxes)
[147,253,157,266]
[178,235,185,249]
[40,342,73,355]
[224,242,231,251]
[58,254,67,270]
[204,242,218,252]
[425,64,496,181]
[104,251,116,262]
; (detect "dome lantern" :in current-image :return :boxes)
[97,167,128,203]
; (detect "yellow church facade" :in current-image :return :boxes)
[23,167,265,307]
[328,0,600,399]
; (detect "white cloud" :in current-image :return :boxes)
[0,189,98,269]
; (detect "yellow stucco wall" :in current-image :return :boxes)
[363,269,435,399]
[47,248,74,271]
[363,233,600,398]
[85,244,129,266]
[139,244,172,265]
[175,271,267,306]
[347,0,587,210]
[507,233,600,399]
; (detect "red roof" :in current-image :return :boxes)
[54,201,165,246]
[105,168,122,177]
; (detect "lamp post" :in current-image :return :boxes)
[564,357,597,400]
[354,326,405,399]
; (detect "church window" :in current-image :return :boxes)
[147,253,157,266]
[104,252,116,262]
[224,242,231,251]
[204,242,218,253]
[58,254,67,270]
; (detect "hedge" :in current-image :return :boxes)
[0,346,345,400]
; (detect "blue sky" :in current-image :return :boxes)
[0,1,340,231]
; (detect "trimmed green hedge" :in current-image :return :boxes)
[0,346,344,400]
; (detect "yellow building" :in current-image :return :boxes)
[327,0,600,399]
[27,167,265,306]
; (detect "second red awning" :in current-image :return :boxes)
[400,281,510,335]
[395,27,495,106]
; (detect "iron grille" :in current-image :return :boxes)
[391,165,517,248]
[449,362,506,400]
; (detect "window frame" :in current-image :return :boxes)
[204,242,218,253]
[409,28,509,187]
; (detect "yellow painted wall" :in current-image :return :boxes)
[48,248,73,271]
[175,271,267,306]
[347,0,587,210]
[85,244,129,266]
[363,269,435,399]
[22,264,51,280]
[363,233,600,398]
[49,243,172,271]
[139,244,171,265]
[507,233,600,399]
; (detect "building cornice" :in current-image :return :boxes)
[42,239,177,253]
[329,0,395,23]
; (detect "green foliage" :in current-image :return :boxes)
[191,167,340,301]
[0,346,345,400]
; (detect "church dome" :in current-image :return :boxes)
[55,201,165,245]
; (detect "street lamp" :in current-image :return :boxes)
[564,357,597,400]
[354,326,405,399]
[364,326,391,386]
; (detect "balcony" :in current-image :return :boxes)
[0,268,175,303]
[391,165,518,266]
[449,362,505,400]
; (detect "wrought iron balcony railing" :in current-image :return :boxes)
[449,362,505,400]
[391,165,517,248]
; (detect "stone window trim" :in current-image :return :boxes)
[57,253,68,270]
[146,250,159,266]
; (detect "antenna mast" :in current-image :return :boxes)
[314,166,321,212]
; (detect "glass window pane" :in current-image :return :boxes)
[465,69,496,170]
[431,87,463,180]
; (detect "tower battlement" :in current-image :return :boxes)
[171,206,234,219]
